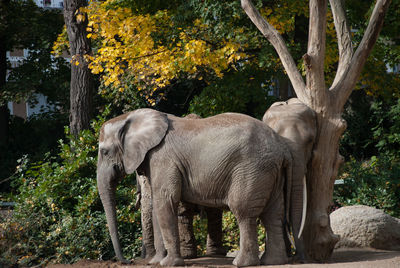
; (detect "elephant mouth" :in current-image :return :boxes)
[112,163,125,177]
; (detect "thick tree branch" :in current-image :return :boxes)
[329,0,353,90]
[332,0,391,110]
[305,0,328,107]
[241,0,308,103]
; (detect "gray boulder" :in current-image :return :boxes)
[330,205,400,250]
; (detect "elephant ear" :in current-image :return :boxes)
[120,109,169,174]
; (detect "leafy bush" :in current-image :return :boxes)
[0,111,67,193]
[341,92,400,161]
[370,98,400,159]
[223,211,266,253]
[192,210,267,256]
[340,90,378,159]
[334,155,400,218]
[0,108,142,266]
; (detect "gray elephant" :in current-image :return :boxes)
[136,175,225,260]
[97,108,295,266]
[135,113,226,260]
[263,98,317,262]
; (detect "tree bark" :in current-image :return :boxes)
[302,110,344,261]
[63,0,93,136]
[241,0,391,261]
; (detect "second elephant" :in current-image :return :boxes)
[263,98,317,262]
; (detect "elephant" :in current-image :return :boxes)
[135,113,226,260]
[136,175,225,260]
[97,108,296,266]
[263,98,317,262]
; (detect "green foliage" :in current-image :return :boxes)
[338,93,400,218]
[188,67,277,119]
[0,111,68,193]
[334,156,400,218]
[99,74,148,114]
[222,211,240,252]
[340,90,378,159]
[341,92,400,160]
[3,51,70,109]
[0,0,67,105]
[192,214,207,255]
[221,211,266,253]
[192,210,267,256]
[371,98,400,159]
[0,108,142,266]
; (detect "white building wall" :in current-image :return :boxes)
[34,0,64,9]
[26,94,56,117]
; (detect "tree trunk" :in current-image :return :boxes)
[303,111,344,260]
[63,0,93,136]
[241,0,391,261]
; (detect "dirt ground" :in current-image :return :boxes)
[48,248,400,268]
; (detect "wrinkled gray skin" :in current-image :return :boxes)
[97,109,294,266]
[135,173,157,259]
[263,98,317,262]
[136,174,225,260]
[136,114,225,260]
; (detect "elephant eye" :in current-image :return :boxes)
[101,148,109,156]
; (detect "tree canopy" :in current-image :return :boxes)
[52,0,400,109]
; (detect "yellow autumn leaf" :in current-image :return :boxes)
[76,14,85,22]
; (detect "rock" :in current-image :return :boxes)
[330,205,400,250]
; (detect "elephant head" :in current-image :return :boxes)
[96,109,168,262]
[263,98,317,261]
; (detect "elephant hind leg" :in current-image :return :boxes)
[178,202,197,259]
[260,192,289,265]
[205,207,226,256]
[231,216,260,267]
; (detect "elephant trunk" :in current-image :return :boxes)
[97,175,128,263]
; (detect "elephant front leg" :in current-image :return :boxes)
[260,193,289,265]
[232,217,260,267]
[148,206,167,264]
[153,197,184,266]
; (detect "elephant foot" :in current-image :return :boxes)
[232,251,260,267]
[181,247,197,259]
[206,246,227,256]
[160,255,185,266]
[149,252,166,264]
[292,252,306,263]
[260,251,288,265]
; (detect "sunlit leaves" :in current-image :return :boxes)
[260,1,308,35]
[83,0,246,103]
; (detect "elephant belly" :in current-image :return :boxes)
[181,179,229,209]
